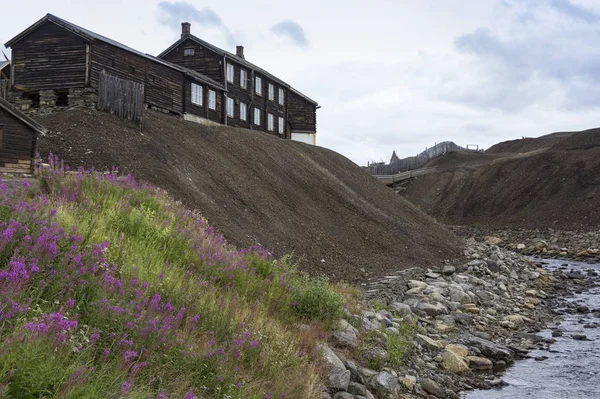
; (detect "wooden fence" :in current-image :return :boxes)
[368,141,467,175]
[0,80,8,100]
[98,71,144,126]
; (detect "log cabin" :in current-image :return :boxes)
[4,14,226,125]
[158,22,319,143]
[0,96,47,172]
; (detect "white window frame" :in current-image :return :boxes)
[208,90,216,110]
[240,102,247,121]
[191,83,203,106]
[268,83,274,101]
[226,97,234,117]
[278,116,284,134]
[226,63,234,83]
[254,108,261,126]
[240,69,247,89]
[278,88,284,105]
[255,76,262,96]
[267,113,274,131]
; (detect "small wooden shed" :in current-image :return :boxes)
[0,97,47,172]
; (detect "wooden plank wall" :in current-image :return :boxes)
[11,22,87,91]
[287,90,316,133]
[0,81,8,100]
[98,71,144,124]
[160,39,223,82]
[0,108,35,167]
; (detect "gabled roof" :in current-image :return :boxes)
[0,97,48,136]
[5,14,225,91]
[0,61,9,71]
[159,33,318,106]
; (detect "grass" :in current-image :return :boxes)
[0,155,350,399]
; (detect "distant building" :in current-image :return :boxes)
[158,22,319,143]
[0,97,47,172]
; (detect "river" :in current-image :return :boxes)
[466,258,600,399]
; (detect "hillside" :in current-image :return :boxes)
[35,108,463,283]
[401,128,600,229]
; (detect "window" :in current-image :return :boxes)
[267,113,274,131]
[191,83,203,106]
[208,90,216,110]
[240,69,247,89]
[278,117,284,134]
[227,97,234,117]
[227,63,234,83]
[254,108,261,125]
[268,84,274,101]
[149,74,156,83]
[255,76,262,95]
[240,102,247,121]
[129,66,135,75]
[111,59,115,67]
[184,48,195,56]
[279,88,284,105]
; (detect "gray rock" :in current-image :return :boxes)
[322,393,331,399]
[389,302,413,317]
[443,265,456,275]
[321,345,345,369]
[369,371,399,395]
[332,331,358,349]
[416,333,442,350]
[418,302,448,317]
[328,368,351,392]
[464,336,514,361]
[347,382,367,396]
[332,393,353,399]
[421,378,445,398]
[449,289,472,304]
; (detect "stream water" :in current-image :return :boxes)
[466,258,600,399]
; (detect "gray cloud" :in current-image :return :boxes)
[157,1,236,46]
[547,0,600,23]
[270,20,309,47]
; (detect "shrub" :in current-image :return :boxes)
[386,321,415,369]
[291,274,345,324]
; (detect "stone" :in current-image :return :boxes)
[332,331,359,349]
[573,334,589,341]
[442,265,456,275]
[435,315,456,333]
[416,334,442,350]
[385,327,400,335]
[332,393,353,399]
[466,356,493,370]
[389,302,413,317]
[400,375,416,391]
[552,330,563,337]
[421,378,445,398]
[322,393,331,399]
[328,368,351,392]
[418,302,448,317]
[441,349,469,373]
[484,236,503,245]
[369,371,399,395]
[347,382,367,396]
[463,306,480,314]
[445,344,469,358]
[449,290,472,304]
[321,345,345,370]
[516,243,526,250]
[464,336,514,361]
[426,272,441,279]
[338,319,359,335]
[408,280,428,290]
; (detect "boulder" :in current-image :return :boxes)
[445,344,469,358]
[464,336,514,361]
[321,345,345,369]
[442,265,456,275]
[416,334,442,350]
[328,368,350,392]
[408,280,428,290]
[441,349,469,374]
[332,393,353,399]
[400,375,416,391]
[369,371,399,396]
[332,331,358,349]
[421,378,445,398]
[389,302,413,317]
[347,382,367,396]
[466,356,493,370]
[449,289,472,304]
[418,302,448,317]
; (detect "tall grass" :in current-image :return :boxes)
[0,154,348,398]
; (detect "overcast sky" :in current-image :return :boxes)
[3,0,600,165]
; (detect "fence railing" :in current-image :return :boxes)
[0,80,8,100]
[369,141,467,175]
[98,70,144,126]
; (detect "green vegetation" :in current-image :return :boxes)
[0,157,350,398]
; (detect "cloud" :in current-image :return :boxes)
[157,1,236,46]
[441,0,600,112]
[270,21,309,47]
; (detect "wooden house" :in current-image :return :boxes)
[0,96,47,172]
[158,23,319,142]
[4,14,226,125]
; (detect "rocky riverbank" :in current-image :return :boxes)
[450,226,600,261]
[319,238,595,399]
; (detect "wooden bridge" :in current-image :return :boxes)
[374,167,436,191]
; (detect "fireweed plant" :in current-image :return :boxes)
[0,154,349,399]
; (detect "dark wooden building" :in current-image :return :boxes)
[4,14,225,125]
[0,97,46,172]
[158,22,319,142]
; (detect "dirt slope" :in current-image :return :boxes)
[401,128,600,230]
[35,108,463,283]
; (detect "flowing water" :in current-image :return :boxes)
[466,258,600,399]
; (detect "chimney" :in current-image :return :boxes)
[236,45,245,59]
[181,22,191,37]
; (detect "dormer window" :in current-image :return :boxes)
[184,48,195,57]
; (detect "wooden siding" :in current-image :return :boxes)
[11,22,87,91]
[161,39,223,82]
[0,108,36,167]
[287,89,316,133]
[90,41,184,114]
[225,61,252,129]
[264,78,286,136]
